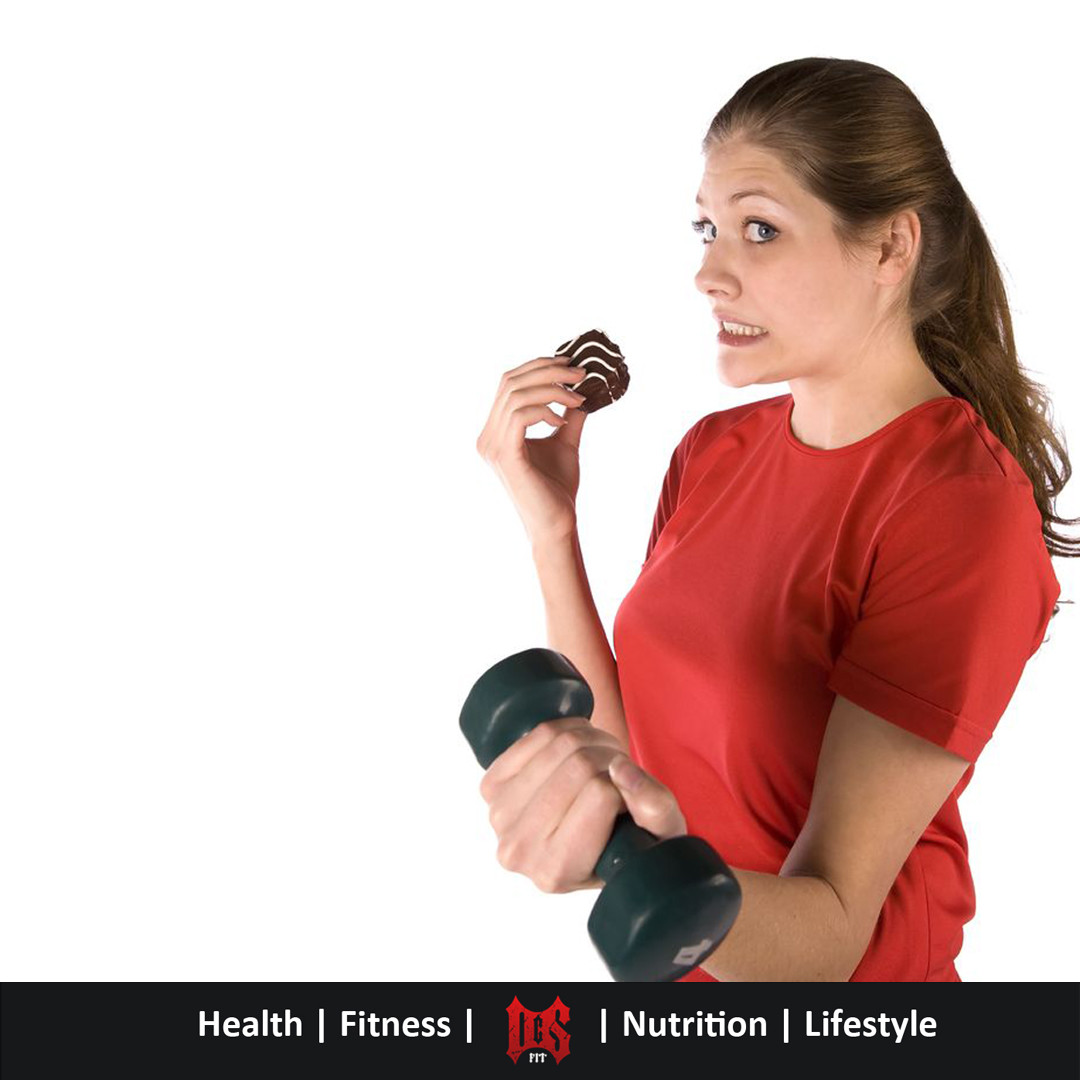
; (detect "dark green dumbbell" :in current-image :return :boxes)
[460,647,741,982]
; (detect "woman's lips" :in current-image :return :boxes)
[717,326,769,346]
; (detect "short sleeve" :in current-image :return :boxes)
[826,474,1061,764]
[643,417,708,567]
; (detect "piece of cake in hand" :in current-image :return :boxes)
[553,328,630,414]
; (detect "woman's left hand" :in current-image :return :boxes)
[479,715,688,894]
[607,755,688,846]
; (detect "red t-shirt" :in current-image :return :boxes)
[612,392,1061,981]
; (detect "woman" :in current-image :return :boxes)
[473,57,1074,981]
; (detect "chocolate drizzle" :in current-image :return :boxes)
[553,328,630,414]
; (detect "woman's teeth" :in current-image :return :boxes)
[721,321,768,336]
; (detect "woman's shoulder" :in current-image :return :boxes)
[682,392,790,454]
[883,395,1038,510]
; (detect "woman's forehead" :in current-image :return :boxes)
[698,149,807,213]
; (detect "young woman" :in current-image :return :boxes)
[474,57,1074,981]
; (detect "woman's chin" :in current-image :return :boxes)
[715,350,788,389]
[715,360,767,390]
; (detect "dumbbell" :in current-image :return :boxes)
[460,647,742,982]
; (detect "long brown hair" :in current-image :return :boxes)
[703,57,1077,623]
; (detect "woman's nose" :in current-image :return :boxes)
[695,254,736,297]
[694,238,739,295]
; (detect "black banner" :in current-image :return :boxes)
[3,981,1077,1075]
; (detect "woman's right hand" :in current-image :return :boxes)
[475,357,589,547]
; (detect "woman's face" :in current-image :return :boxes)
[693,140,888,389]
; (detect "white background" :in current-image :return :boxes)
[1,1,1076,982]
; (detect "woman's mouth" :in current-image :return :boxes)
[718,323,769,346]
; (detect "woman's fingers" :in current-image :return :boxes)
[477,361,585,461]
[487,732,622,846]
[496,744,626,892]
[543,767,629,891]
[608,755,687,841]
[478,720,671,895]
[480,716,580,802]
[479,716,618,808]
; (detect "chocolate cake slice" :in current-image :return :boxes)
[553,328,630,414]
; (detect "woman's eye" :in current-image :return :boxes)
[690,218,778,245]
[690,219,718,243]
[745,219,778,243]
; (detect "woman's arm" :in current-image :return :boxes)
[484,692,968,980]
[531,530,630,751]
[606,756,855,982]
[518,532,971,980]
[619,691,971,982]
[696,869,852,981]
[483,728,854,978]
[775,692,972,975]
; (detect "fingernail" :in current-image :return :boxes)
[610,756,644,791]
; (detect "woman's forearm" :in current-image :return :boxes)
[699,868,858,982]
[531,530,630,750]
[531,539,858,981]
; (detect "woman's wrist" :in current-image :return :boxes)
[530,522,578,559]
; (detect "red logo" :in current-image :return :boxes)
[506,995,571,1065]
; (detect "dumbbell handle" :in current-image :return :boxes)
[460,648,662,884]
[595,812,658,882]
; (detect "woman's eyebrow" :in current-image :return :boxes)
[695,188,786,208]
